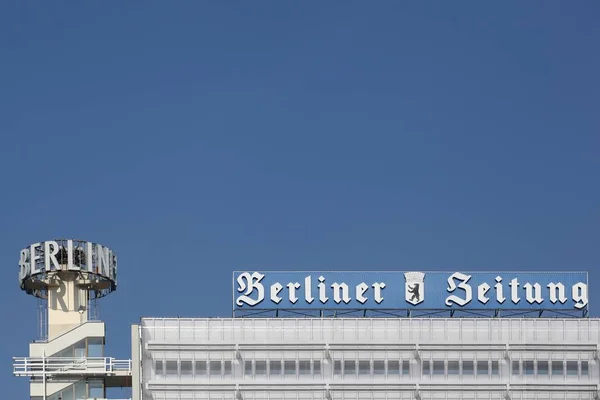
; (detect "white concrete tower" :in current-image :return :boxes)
[13,239,132,400]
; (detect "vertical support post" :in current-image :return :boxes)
[42,351,46,400]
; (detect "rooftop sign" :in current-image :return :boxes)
[233,271,588,314]
[19,239,117,298]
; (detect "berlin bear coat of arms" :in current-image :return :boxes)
[404,271,425,305]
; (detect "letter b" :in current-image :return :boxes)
[236,272,265,306]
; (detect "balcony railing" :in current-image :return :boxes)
[13,357,132,377]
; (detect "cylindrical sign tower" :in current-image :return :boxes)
[14,239,131,400]
[19,239,117,339]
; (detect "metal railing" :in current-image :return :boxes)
[13,357,132,376]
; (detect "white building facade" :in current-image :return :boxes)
[137,317,600,400]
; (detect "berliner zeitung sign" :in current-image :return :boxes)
[233,271,588,312]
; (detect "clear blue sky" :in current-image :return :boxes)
[1,2,598,397]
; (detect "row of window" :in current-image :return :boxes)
[334,360,410,376]
[30,379,104,400]
[156,360,234,377]
[422,360,498,377]
[421,360,588,377]
[52,337,104,358]
[246,360,321,376]
[510,360,588,377]
[154,359,591,379]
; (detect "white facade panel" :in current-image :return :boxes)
[140,318,600,400]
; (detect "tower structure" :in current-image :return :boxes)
[13,239,132,400]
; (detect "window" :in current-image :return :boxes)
[313,360,322,375]
[299,360,311,375]
[477,361,489,376]
[180,360,193,376]
[210,361,221,376]
[270,360,282,376]
[402,360,410,375]
[433,361,444,376]
[388,360,400,375]
[155,360,164,376]
[552,360,563,376]
[463,361,474,376]
[165,360,178,377]
[344,360,356,375]
[512,361,520,376]
[74,340,86,358]
[74,381,88,400]
[374,361,385,375]
[284,360,296,375]
[523,361,534,375]
[255,361,267,376]
[54,339,87,358]
[422,360,431,376]
[448,361,460,375]
[334,361,342,375]
[88,379,104,398]
[244,361,253,376]
[566,361,578,376]
[359,360,370,375]
[537,361,549,376]
[74,380,86,400]
[581,361,589,376]
[87,337,103,357]
[195,361,207,375]
[491,361,499,376]
[224,361,232,376]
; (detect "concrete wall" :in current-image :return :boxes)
[47,278,89,339]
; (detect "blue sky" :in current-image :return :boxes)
[1,2,598,397]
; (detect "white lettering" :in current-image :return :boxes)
[572,282,588,309]
[495,276,506,304]
[331,283,351,304]
[19,249,30,282]
[45,241,60,271]
[229,272,589,312]
[236,272,265,306]
[509,278,520,303]
[30,243,42,274]
[478,282,490,304]
[270,282,283,304]
[305,276,314,304]
[318,276,328,303]
[356,282,369,304]
[547,282,567,304]
[67,240,78,271]
[287,282,301,303]
[524,282,543,304]
[373,282,386,304]
[97,245,110,277]
[86,242,93,272]
[445,272,472,306]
